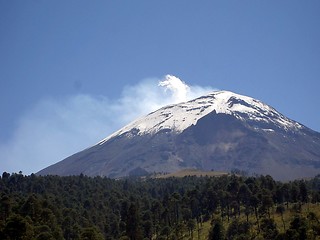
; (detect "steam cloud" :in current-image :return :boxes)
[159,75,190,103]
[0,75,215,174]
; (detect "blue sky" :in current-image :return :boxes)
[1,1,319,174]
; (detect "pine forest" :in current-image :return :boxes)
[1,172,320,239]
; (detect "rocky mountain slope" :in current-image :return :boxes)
[37,91,320,180]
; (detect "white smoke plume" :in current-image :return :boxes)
[0,75,215,175]
[158,75,191,103]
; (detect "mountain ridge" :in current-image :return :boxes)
[98,90,303,145]
[37,90,320,180]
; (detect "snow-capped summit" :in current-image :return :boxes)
[98,91,302,145]
[38,90,320,180]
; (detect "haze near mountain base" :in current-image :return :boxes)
[37,77,320,180]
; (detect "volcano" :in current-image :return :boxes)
[37,91,320,180]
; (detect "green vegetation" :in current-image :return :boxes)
[1,172,320,239]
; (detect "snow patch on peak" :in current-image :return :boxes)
[97,90,303,145]
[202,91,303,130]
